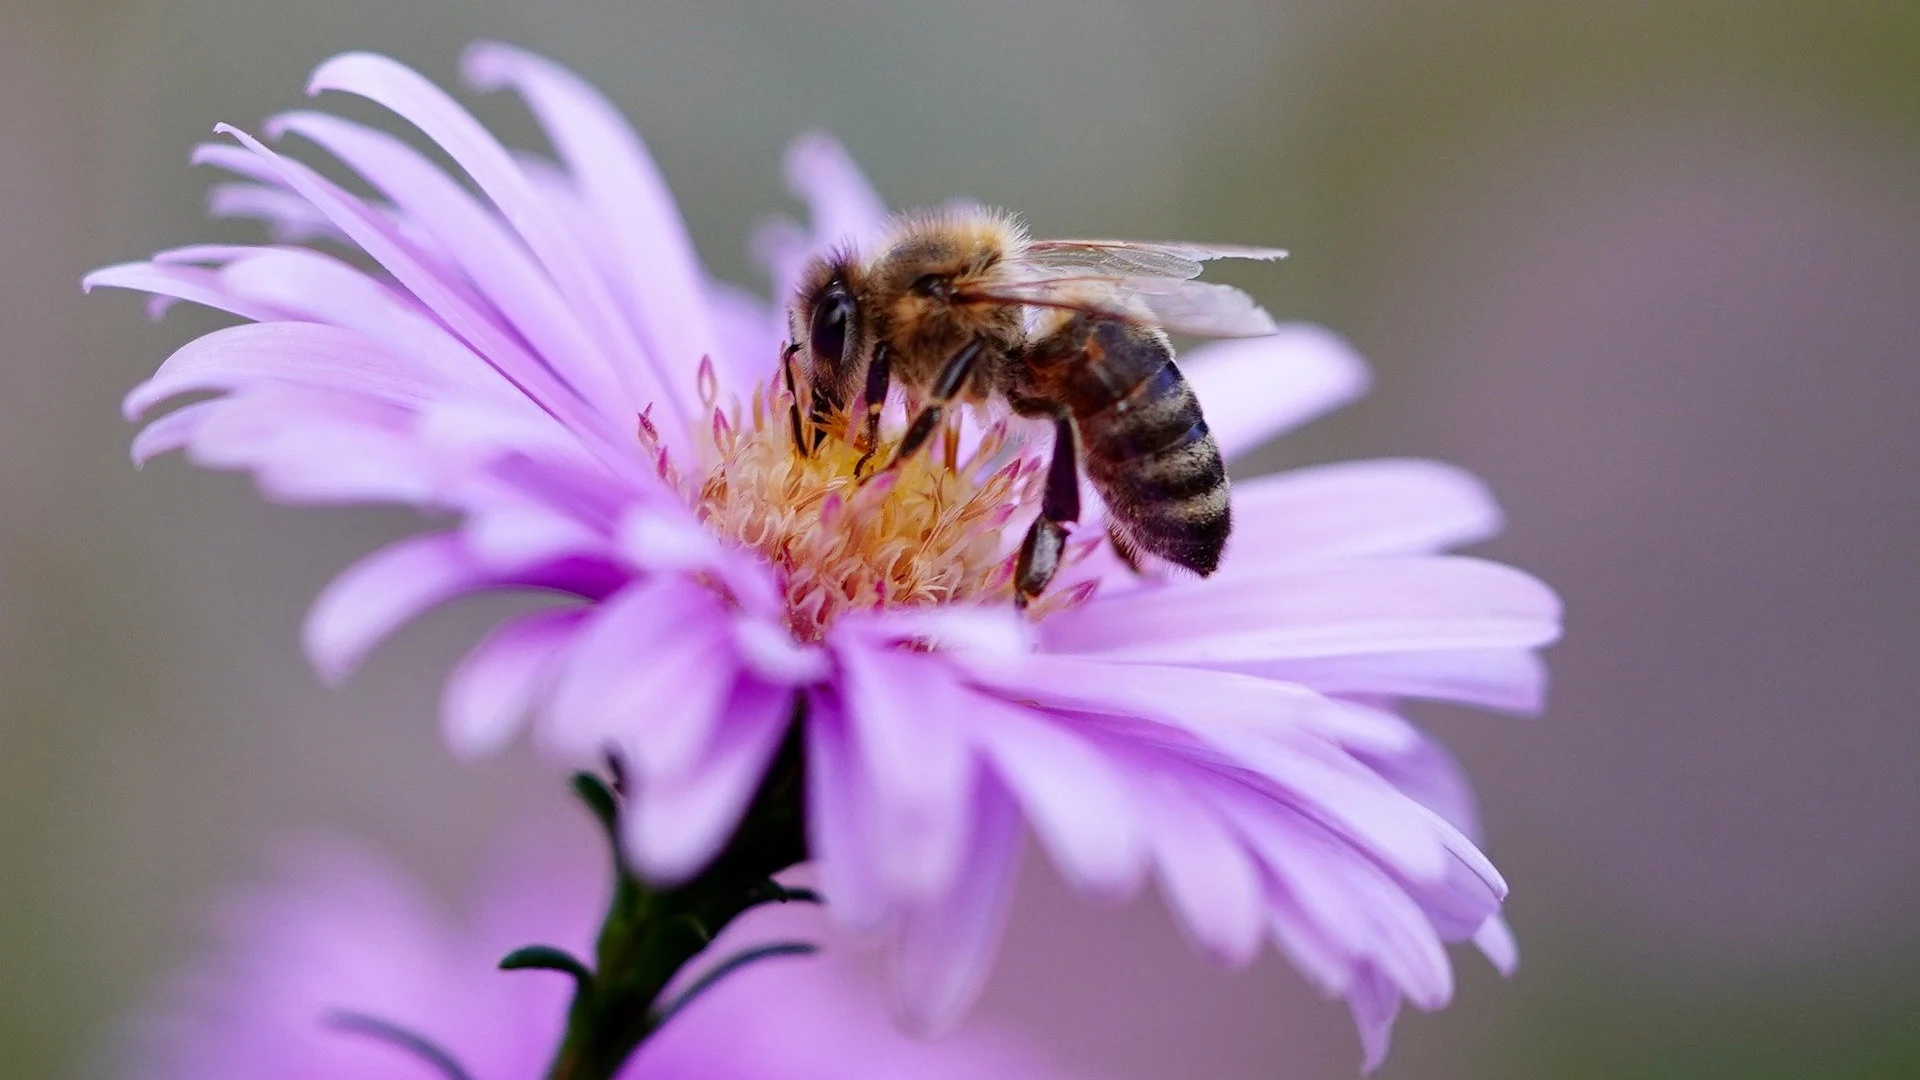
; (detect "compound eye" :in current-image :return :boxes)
[809,286,854,366]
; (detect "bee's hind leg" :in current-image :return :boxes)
[1014,415,1081,608]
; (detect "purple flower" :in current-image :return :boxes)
[92,44,1560,1068]
[124,838,1085,1080]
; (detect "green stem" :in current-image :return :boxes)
[539,708,810,1080]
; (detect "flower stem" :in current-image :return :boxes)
[538,708,809,1080]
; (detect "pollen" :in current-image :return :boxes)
[652,359,1057,643]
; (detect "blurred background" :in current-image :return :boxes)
[3,0,1916,1077]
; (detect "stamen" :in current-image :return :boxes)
[688,367,1052,641]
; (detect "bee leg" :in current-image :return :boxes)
[1015,415,1081,608]
[882,339,986,472]
[850,346,893,476]
[780,343,810,455]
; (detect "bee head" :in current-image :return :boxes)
[790,251,869,416]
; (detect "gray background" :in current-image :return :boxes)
[3,1,1916,1077]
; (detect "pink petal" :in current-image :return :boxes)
[267,110,636,419]
[540,577,737,769]
[125,322,451,421]
[1183,323,1369,462]
[84,261,286,324]
[304,54,669,431]
[1241,648,1549,715]
[1473,915,1520,976]
[1044,556,1563,664]
[966,693,1146,898]
[784,132,890,250]
[440,608,585,759]
[623,678,794,884]
[958,655,1447,880]
[463,42,719,420]
[304,532,488,683]
[212,247,526,403]
[206,180,340,240]
[1348,963,1402,1074]
[202,125,619,458]
[1232,794,1453,1009]
[1226,458,1502,566]
[892,779,1023,1036]
[1138,778,1265,967]
[803,691,890,930]
[838,645,976,900]
[131,399,219,466]
[184,388,440,505]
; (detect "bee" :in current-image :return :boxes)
[787,207,1284,606]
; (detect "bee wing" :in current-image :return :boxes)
[961,275,1280,338]
[1024,238,1288,280]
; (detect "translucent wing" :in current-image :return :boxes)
[959,275,1279,338]
[1024,238,1288,280]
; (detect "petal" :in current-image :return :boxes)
[267,109,635,418]
[838,645,976,900]
[958,654,1447,881]
[131,399,219,466]
[1227,458,1503,565]
[206,180,341,240]
[84,260,287,323]
[541,577,738,769]
[892,778,1022,1035]
[1473,915,1520,977]
[966,693,1146,898]
[1136,772,1265,967]
[440,607,586,759]
[304,532,489,683]
[1353,731,1484,842]
[803,690,890,930]
[203,125,618,458]
[1044,556,1563,664]
[784,132,890,250]
[1348,963,1402,1074]
[1231,793,1453,1009]
[177,387,443,505]
[125,321,451,421]
[1240,648,1549,715]
[463,42,719,417]
[212,246,527,403]
[304,53,677,435]
[623,678,794,884]
[1183,323,1369,462]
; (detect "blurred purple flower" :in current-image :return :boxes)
[91,44,1559,1067]
[124,839,1083,1080]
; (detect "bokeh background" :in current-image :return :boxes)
[3,1,1916,1077]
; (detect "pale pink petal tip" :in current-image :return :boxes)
[1473,914,1520,976]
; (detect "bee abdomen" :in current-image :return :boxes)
[1076,331,1230,576]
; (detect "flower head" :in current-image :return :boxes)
[93,44,1560,1069]
[124,839,1081,1080]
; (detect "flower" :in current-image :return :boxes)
[92,44,1561,1069]
[122,838,1086,1080]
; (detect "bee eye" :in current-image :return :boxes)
[809,287,854,365]
[911,274,949,298]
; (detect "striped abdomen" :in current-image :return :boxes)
[1062,319,1229,575]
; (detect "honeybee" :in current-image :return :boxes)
[787,208,1284,606]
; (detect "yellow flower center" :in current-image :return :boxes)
[646,360,1092,642]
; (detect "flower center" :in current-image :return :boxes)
[646,359,1083,642]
